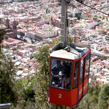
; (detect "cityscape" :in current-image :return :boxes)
[0,0,109,108]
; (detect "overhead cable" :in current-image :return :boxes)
[65,0,109,16]
[75,0,109,16]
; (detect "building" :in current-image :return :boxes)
[5,18,17,38]
[50,15,61,28]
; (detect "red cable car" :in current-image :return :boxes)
[48,0,91,108]
[49,45,91,108]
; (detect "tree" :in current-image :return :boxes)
[14,77,36,109]
[0,2,5,4]
[67,37,74,45]
[88,14,91,17]
[0,52,18,105]
[84,18,89,20]
[94,15,98,18]
[77,15,81,20]
[78,93,93,109]
[23,39,27,42]
[0,28,18,105]
[34,45,50,109]
[98,84,109,109]
[92,84,101,103]
[51,37,60,47]
[0,29,6,49]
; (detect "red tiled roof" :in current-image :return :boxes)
[3,38,22,45]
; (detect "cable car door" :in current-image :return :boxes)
[83,53,90,96]
[79,58,85,100]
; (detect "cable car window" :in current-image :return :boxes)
[85,53,90,79]
[50,58,73,90]
[73,61,79,89]
[80,59,84,84]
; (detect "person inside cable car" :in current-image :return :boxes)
[61,67,70,89]
[73,61,79,89]
[51,59,72,89]
[51,60,63,86]
[61,61,71,78]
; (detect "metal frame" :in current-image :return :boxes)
[0,103,11,109]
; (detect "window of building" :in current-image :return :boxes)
[73,61,79,89]
[50,58,73,90]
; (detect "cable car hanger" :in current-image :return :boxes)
[51,0,108,52]
[50,0,90,53]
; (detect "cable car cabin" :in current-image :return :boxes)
[49,45,91,108]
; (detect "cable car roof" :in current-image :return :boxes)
[50,46,90,60]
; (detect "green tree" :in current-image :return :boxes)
[92,84,101,103]
[98,84,109,109]
[34,46,50,109]
[0,2,5,4]
[51,37,60,47]
[0,29,6,49]
[94,15,98,18]
[0,52,18,105]
[0,28,18,105]
[67,37,74,45]
[77,15,81,20]
[78,93,93,109]
[84,18,89,20]
[14,77,36,109]
[88,14,91,17]
[23,39,27,42]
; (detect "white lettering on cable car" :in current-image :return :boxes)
[79,83,88,95]
[59,94,62,98]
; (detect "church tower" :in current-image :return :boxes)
[13,20,17,38]
[6,18,9,28]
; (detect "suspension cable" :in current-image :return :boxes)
[75,0,109,16]
[64,0,109,16]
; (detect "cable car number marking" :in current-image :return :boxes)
[59,94,62,98]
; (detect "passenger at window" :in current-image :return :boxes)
[59,67,70,89]
[51,60,63,85]
[62,61,71,78]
